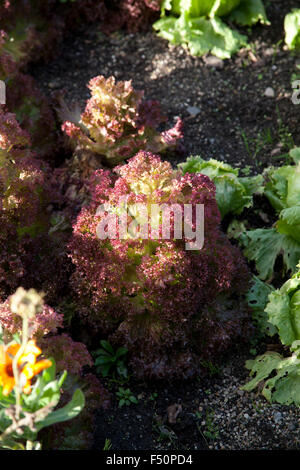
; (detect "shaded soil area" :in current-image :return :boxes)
[32,0,300,173]
[31,0,300,450]
[93,344,300,451]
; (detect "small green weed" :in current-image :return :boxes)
[116,387,138,407]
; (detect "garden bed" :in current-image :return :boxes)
[94,344,300,450]
[26,0,300,451]
[1,0,300,451]
[32,0,300,173]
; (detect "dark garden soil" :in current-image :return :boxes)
[31,0,300,450]
[32,0,300,174]
[93,343,300,451]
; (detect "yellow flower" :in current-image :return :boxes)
[0,340,52,396]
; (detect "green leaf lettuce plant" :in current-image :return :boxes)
[178,156,263,218]
[284,9,300,50]
[153,0,269,59]
[239,149,300,280]
[242,264,300,406]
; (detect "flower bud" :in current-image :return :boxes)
[10,287,44,319]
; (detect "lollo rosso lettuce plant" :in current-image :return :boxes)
[153,0,269,59]
[6,73,60,163]
[0,0,107,74]
[60,75,183,167]
[101,0,162,34]
[0,110,50,298]
[242,264,300,407]
[0,0,66,70]
[0,29,18,82]
[0,109,69,302]
[69,151,251,379]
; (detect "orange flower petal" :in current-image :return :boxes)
[22,359,52,380]
[0,340,50,396]
[21,365,34,380]
[7,344,20,355]
[2,377,15,396]
[0,345,6,364]
[19,341,42,365]
[31,359,52,375]
[22,382,31,395]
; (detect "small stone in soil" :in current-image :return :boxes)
[204,56,224,69]
[187,106,200,116]
[264,87,275,98]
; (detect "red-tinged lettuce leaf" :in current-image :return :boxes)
[6,74,59,162]
[69,151,251,379]
[60,75,182,166]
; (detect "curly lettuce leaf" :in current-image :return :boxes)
[228,0,269,26]
[285,9,300,50]
[277,205,300,244]
[264,269,300,346]
[154,13,246,58]
[240,228,300,280]
[263,159,300,215]
[243,271,300,407]
[286,164,300,208]
[179,155,238,176]
[213,174,251,217]
[289,147,300,165]
[242,349,300,406]
[164,0,242,18]
[263,165,295,212]
[155,0,268,58]
[262,160,300,245]
[179,156,263,217]
[242,351,284,393]
[246,276,276,336]
[265,292,298,346]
